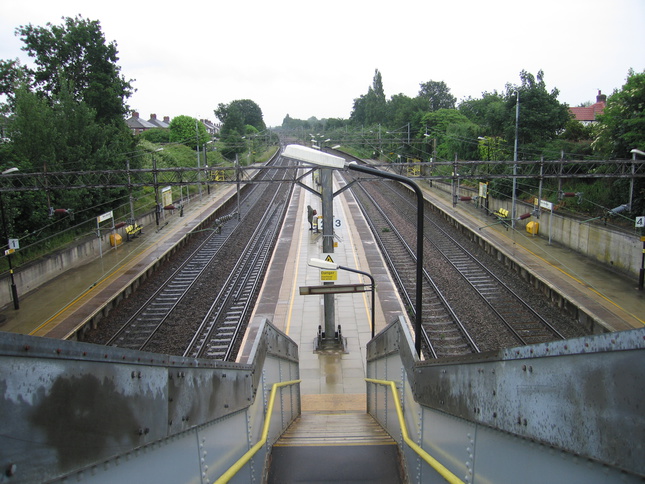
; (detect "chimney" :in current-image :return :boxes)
[150,114,157,120]
[163,116,170,123]
[132,111,139,118]
[597,90,607,104]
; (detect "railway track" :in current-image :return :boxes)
[339,159,566,358]
[382,181,566,346]
[105,213,239,351]
[183,191,289,359]
[343,176,478,358]
[104,154,293,359]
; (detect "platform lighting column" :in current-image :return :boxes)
[127,159,135,222]
[196,119,202,199]
[320,166,336,340]
[346,162,424,356]
[1,167,19,309]
[631,149,645,290]
[153,155,160,227]
[283,145,424,356]
[235,154,241,221]
[512,91,520,229]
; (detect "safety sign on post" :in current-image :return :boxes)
[320,255,337,281]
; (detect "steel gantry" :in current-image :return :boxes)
[0,158,643,193]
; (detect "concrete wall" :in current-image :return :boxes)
[0,211,156,310]
[439,181,641,280]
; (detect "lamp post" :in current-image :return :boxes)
[631,149,645,290]
[1,167,19,309]
[283,145,424,356]
[309,258,376,338]
[512,91,520,229]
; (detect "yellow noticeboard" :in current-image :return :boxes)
[320,270,337,281]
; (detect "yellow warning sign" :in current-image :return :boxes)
[320,270,337,281]
[324,255,334,263]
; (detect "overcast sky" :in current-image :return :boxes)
[1,0,644,128]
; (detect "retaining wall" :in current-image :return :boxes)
[437,181,641,279]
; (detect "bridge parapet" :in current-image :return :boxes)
[0,318,299,483]
[366,317,645,483]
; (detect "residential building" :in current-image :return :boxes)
[125,112,156,134]
[569,90,606,125]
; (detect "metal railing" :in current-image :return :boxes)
[365,378,464,484]
[213,379,301,484]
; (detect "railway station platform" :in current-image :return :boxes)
[1,162,642,339]
[0,154,643,483]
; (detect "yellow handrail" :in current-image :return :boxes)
[365,378,464,484]
[213,379,301,484]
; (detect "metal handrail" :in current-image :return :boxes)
[365,378,464,484]
[213,379,301,484]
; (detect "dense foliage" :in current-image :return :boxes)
[169,115,210,147]
[279,67,645,222]
[1,16,136,248]
[214,99,267,160]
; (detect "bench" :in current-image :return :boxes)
[125,224,143,241]
[493,208,511,228]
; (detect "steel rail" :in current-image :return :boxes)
[184,174,291,360]
[349,177,479,358]
[383,182,566,345]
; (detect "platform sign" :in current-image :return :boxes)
[636,216,645,228]
[538,199,553,211]
[317,217,342,232]
[478,182,488,199]
[161,186,172,207]
[8,238,19,250]
[97,211,113,223]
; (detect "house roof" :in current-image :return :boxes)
[569,91,606,122]
[148,114,170,128]
[126,112,156,130]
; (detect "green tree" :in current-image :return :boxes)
[169,115,209,147]
[595,69,645,157]
[418,80,456,111]
[503,70,570,152]
[0,59,32,111]
[15,16,134,122]
[7,82,134,239]
[386,93,425,129]
[594,69,645,216]
[350,69,387,126]
[459,91,506,137]
[420,109,479,160]
[139,127,171,144]
[215,99,265,131]
[218,104,245,136]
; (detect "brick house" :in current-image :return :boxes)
[148,114,171,128]
[569,91,606,126]
[125,111,157,134]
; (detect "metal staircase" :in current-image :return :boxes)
[267,412,404,483]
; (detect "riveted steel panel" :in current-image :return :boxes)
[167,367,252,434]
[414,328,645,475]
[367,319,645,481]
